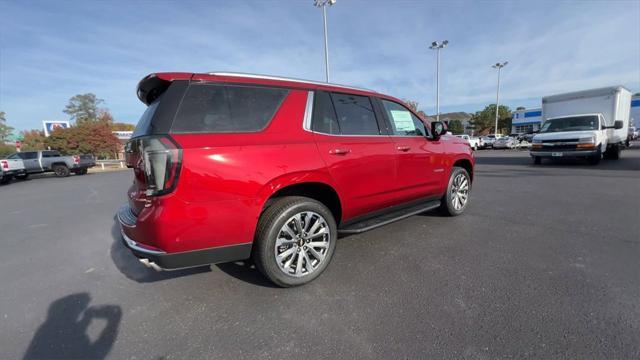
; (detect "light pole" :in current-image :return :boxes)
[314,0,336,83]
[492,61,508,137]
[429,40,448,123]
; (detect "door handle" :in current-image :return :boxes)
[329,148,351,155]
[396,146,411,152]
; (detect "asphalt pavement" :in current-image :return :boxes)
[1,145,639,359]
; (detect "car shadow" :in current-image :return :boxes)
[215,260,279,288]
[109,218,211,283]
[23,293,121,360]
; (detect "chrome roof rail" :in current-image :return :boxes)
[206,71,376,93]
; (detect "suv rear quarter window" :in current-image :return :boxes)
[171,84,289,133]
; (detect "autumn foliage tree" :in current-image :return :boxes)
[45,122,120,159]
[20,129,47,151]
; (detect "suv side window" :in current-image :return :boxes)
[330,93,380,136]
[172,84,289,133]
[311,91,340,135]
[380,100,427,137]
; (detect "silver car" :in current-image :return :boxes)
[492,137,517,149]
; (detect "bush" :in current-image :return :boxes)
[0,143,17,157]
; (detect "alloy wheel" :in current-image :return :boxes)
[450,173,469,211]
[274,211,330,277]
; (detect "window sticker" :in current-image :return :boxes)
[390,110,414,132]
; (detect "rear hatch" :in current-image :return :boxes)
[1,158,25,172]
[127,75,190,215]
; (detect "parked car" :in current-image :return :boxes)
[521,131,538,143]
[454,134,480,150]
[7,150,95,178]
[118,71,475,287]
[0,156,26,185]
[531,86,631,165]
[481,134,504,148]
[493,136,518,149]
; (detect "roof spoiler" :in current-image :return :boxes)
[136,73,193,105]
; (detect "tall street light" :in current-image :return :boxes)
[492,61,508,137]
[314,0,336,83]
[429,40,448,123]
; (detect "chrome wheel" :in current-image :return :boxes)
[274,211,330,277]
[450,173,469,211]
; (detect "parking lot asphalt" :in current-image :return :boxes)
[1,145,639,359]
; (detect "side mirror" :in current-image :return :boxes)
[431,121,446,140]
[614,120,623,130]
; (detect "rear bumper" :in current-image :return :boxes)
[2,169,26,176]
[530,149,599,157]
[117,204,252,270]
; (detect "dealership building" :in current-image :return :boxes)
[512,94,639,134]
[511,108,542,134]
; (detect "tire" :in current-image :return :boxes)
[75,168,88,175]
[587,154,601,165]
[439,167,471,217]
[603,145,620,160]
[253,196,337,287]
[15,173,29,180]
[0,175,12,185]
[52,164,70,177]
[533,156,541,165]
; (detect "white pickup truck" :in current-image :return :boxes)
[0,157,26,185]
[531,86,631,165]
[455,134,480,150]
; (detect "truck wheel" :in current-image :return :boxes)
[53,164,70,177]
[0,175,12,185]
[253,196,337,287]
[587,154,601,165]
[439,167,471,217]
[604,145,620,160]
[533,156,541,165]
[75,168,88,175]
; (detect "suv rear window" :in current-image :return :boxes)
[171,84,288,133]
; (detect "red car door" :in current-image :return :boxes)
[310,91,398,220]
[378,99,446,201]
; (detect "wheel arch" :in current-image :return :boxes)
[260,180,343,225]
[452,158,474,182]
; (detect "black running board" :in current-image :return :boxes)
[338,200,441,234]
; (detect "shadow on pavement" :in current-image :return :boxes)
[23,293,121,360]
[476,154,640,171]
[216,260,279,288]
[109,218,211,283]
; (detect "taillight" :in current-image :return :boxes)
[136,136,182,196]
[73,155,80,164]
[1,160,7,169]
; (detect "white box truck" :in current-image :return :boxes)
[531,86,631,165]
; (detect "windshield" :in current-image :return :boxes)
[540,116,599,133]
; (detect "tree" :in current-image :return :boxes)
[0,111,14,142]
[111,122,135,131]
[45,122,120,159]
[516,106,526,111]
[403,99,429,119]
[0,143,15,157]
[469,104,512,134]
[63,94,104,124]
[448,120,465,134]
[20,129,47,150]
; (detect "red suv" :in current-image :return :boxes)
[118,72,474,287]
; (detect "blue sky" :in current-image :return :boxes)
[1,0,639,131]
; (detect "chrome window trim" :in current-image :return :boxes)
[301,91,428,139]
[303,91,315,131]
